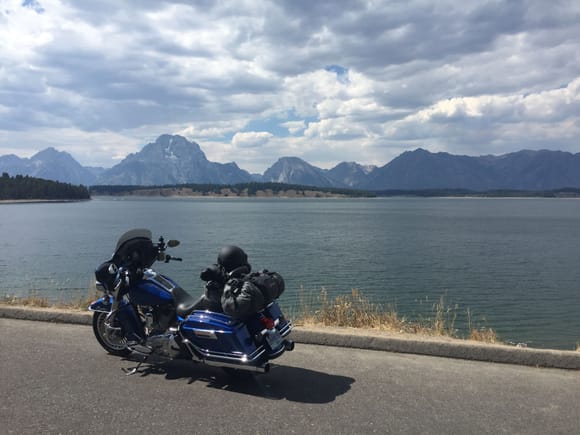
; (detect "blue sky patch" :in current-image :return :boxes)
[22,0,44,13]
[239,111,319,137]
[325,65,350,84]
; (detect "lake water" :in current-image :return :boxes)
[1,197,579,350]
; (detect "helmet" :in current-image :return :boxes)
[217,245,249,272]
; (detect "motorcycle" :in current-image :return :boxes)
[89,229,294,375]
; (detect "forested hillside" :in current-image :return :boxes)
[90,182,375,198]
[0,173,90,200]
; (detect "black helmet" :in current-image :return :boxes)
[217,245,249,272]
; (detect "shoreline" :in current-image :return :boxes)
[5,195,577,202]
[1,304,579,369]
[92,194,362,200]
[91,194,580,200]
[0,199,89,204]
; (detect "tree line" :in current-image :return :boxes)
[0,173,90,200]
[90,182,376,197]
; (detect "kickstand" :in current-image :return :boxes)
[122,353,150,376]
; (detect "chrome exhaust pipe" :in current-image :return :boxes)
[204,360,271,374]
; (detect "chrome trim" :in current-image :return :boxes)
[180,339,202,362]
[279,321,293,337]
[205,360,270,374]
[259,320,292,337]
[88,306,111,313]
[193,329,218,340]
[199,345,266,363]
[179,328,267,363]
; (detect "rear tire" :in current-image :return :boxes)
[92,311,131,357]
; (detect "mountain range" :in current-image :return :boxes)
[102,135,253,185]
[2,134,580,191]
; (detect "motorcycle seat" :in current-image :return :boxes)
[171,286,222,317]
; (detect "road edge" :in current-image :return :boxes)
[2,305,579,370]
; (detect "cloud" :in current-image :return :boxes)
[0,0,579,171]
[232,131,273,148]
[404,78,580,126]
[387,77,580,153]
[281,120,306,135]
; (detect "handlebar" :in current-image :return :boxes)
[156,235,183,263]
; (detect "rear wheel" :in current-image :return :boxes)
[92,311,131,357]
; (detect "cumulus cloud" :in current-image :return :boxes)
[281,120,306,135]
[0,0,579,171]
[232,131,273,148]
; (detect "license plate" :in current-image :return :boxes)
[265,329,283,349]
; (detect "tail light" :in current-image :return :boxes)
[260,316,276,330]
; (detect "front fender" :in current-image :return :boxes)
[88,296,113,313]
[89,297,145,341]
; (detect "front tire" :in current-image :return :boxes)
[92,311,131,357]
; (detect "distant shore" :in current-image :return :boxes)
[90,185,373,199]
[94,191,354,199]
[0,199,89,204]
[91,191,580,200]
[89,183,580,199]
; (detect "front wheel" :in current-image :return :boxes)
[92,311,131,357]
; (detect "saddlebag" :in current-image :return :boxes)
[180,311,260,358]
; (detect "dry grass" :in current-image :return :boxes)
[468,328,500,344]
[0,287,543,348]
[298,288,410,332]
[296,288,502,343]
[467,307,500,344]
[1,293,51,308]
[1,289,99,311]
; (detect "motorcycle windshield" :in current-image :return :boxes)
[112,229,156,268]
[114,229,152,253]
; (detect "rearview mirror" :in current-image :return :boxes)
[167,240,180,248]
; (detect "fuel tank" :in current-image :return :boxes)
[130,270,178,306]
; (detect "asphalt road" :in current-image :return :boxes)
[1,319,579,435]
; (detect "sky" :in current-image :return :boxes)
[1,0,579,173]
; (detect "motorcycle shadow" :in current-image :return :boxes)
[122,355,354,404]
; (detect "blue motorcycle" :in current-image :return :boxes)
[89,229,294,375]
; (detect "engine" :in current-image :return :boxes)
[142,304,175,336]
[146,333,183,359]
